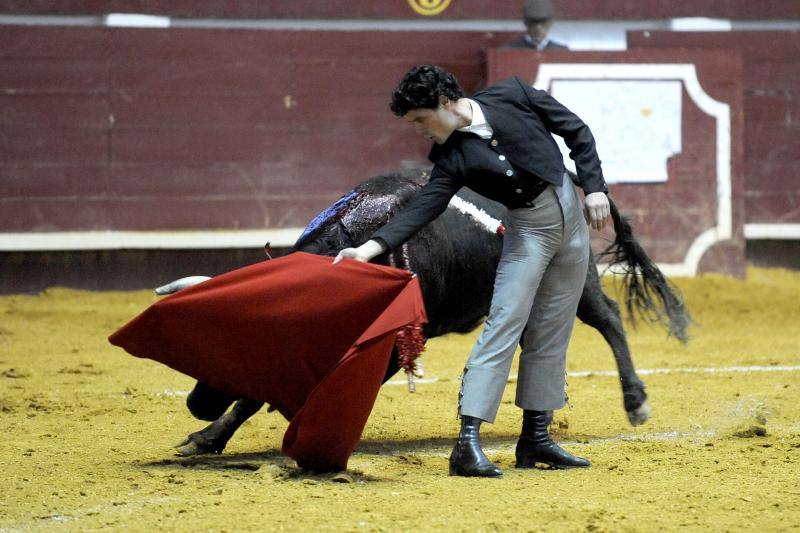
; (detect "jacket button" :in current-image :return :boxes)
[506,170,514,177]
[498,155,506,161]
[515,188,522,194]
[490,139,498,147]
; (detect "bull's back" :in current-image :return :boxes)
[294,169,505,339]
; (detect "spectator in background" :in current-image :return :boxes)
[506,0,568,51]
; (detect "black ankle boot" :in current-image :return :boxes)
[449,416,503,478]
[515,410,591,469]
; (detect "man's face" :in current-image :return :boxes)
[525,17,553,44]
[404,103,460,145]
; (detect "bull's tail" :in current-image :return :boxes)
[601,197,692,344]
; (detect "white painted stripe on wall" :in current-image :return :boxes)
[104,13,170,27]
[2,223,794,254]
[0,229,304,251]
[4,223,795,253]
[744,224,800,240]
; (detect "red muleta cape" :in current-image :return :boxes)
[108,252,427,472]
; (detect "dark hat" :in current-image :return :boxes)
[523,0,555,20]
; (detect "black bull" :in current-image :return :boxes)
[174,168,691,456]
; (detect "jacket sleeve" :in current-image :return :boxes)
[515,77,608,195]
[370,166,461,251]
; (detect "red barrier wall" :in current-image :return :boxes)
[0,23,784,277]
[0,25,512,233]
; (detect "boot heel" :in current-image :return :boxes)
[515,455,536,469]
[517,411,591,470]
[448,457,458,476]
[448,416,504,478]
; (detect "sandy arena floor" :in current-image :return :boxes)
[1,267,798,531]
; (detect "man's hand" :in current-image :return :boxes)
[333,239,387,264]
[584,192,610,231]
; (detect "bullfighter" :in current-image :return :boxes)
[335,64,610,477]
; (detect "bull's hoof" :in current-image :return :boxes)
[174,434,225,456]
[626,401,652,426]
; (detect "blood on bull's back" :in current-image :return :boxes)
[292,168,506,339]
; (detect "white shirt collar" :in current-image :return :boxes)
[457,99,493,138]
[524,34,550,50]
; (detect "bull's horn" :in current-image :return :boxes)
[154,276,211,295]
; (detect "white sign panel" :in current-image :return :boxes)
[550,80,682,183]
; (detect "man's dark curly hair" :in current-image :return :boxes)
[389,64,465,117]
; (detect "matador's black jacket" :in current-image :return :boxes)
[372,76,608,251]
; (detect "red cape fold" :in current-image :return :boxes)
[108,252,427,472]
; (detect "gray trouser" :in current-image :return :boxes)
[458,181,590,423]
